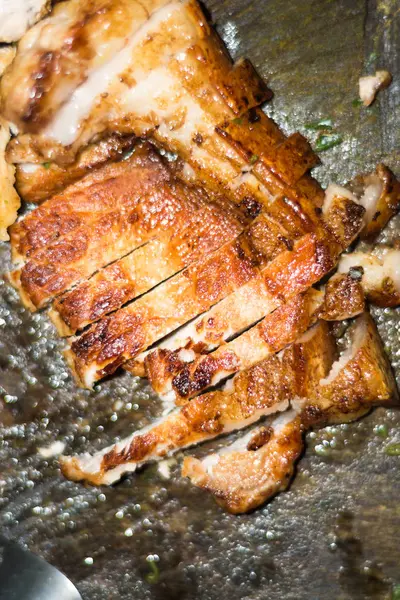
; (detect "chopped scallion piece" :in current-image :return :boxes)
[232,117,243,125]
[42,162,51,169]
[315,134,343,152]
[385,443,400,456]
[145,559,160,584]
[249,154,259,164]
[305,118,333,130]
[374,423,389,438]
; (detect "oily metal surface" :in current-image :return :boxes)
[0,0,399,598]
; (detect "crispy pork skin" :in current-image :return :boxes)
[50,202,243,335]
[8,144,212,310]
[338,248,400,308]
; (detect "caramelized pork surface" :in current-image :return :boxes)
[182,411,303,514]
[66,229,340,388]
[60,321,334,485]
[145,272,367,402]
[8,144,213,310]
[13,134,137,203]
[183,314,398,512]
[50,201,243,335]
[338,248,400,307]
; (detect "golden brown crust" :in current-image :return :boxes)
[321,274,366,320]
[301,313,399,428]
[182,416,303,514]
[50,202,243,334]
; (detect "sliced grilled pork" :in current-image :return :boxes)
[182,410,303,514]
[183,314,398,513]
[0,45,16,77]
[338,248,400,307]
[127,192,364,379]
[49,202,243,335]
[145,273,367,402]
[66,228,341,388]
[1,0,324,215]
[300,313,398,426]
[8,144,210,310]
[60,321,335,485]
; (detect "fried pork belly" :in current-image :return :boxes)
[127,191,364,379]
[8,144,211,309]
[300,313,398,426]
[13,134,136,203]
[67,226,342,389]
[145,273,367,402]
[60,320,334,485]
[0,0,50,43]
[1,0,325,214]
[338,248,400,307]
[0,45,16,77]
[182,410,303,514]
[50,202,243,335]
[1,0,171,131]
[349,164,400,240]
[0,118,20,242]
[183,314,398,513]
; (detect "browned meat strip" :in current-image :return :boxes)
[8,146,214,309]
[183,314,398,513]
[337,247,400,307]
[49,202,243,335]
[60,321,335,486]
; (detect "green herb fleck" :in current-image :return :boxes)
[352,98,363,108]
[315,134,343,152]
[385,443,400,456]
[145,559,160,584]
[374,423,389,438]
[305,118,333,131]
[232,117,243,125]
[42,162,51,169]
[392,584,400,600]
[249,154,259,164]
[366,51,378,67]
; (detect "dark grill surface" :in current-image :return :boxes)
[0,1,399,598]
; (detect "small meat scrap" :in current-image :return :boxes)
[359,70,392,106]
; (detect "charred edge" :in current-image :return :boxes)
[247,426,273,451]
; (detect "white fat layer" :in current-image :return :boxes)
[359,176,383,223]
[20,163,40,173]
[45,2,182,145]
[338,250,400,293]
[0,0,48,43]
[322,183,358,215]
[320,316,366,386]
